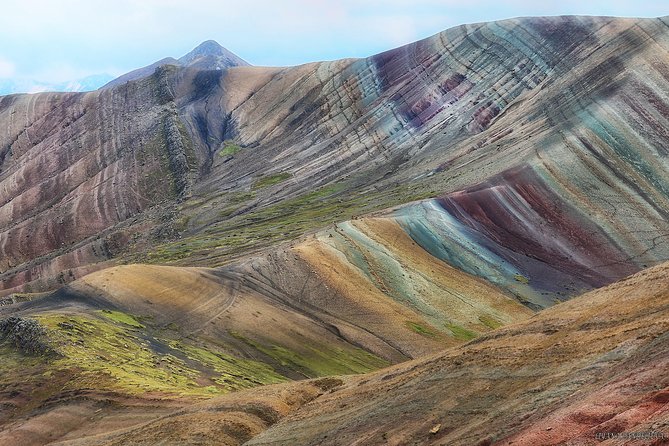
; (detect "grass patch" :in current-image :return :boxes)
[168,341,287,391]
[444,322,477,341]
[134,179,439,266]
[99,310,144,328]
[228,191,256,203]
[218,143,242,157]
[37,314,208,396]
[252,172,292,190]
[229,331,388,378]
[2,311,389,405]
[479,315,503,329]
[28,314,293,398]
[218,205,242,219]
[405,321,437,338]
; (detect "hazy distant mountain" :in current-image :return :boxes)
[0,73,114,95]
[0,40,246,95]
[102,40,249,89]
[177,40,249,69]
[60,73,116,92]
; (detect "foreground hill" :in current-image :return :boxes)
[248,261,669,446]
[3,258,665,445]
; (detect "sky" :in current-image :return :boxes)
[0,0,667,89]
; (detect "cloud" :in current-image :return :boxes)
[0,0,667,83]
[0,57,15,78]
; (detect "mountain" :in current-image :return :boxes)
[177,40,250,69]
[0,73,114,95]
[102,40,249,89]
[1,15,669,445]
[3,16,669,304]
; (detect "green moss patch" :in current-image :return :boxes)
[229,331,388,378]
[38,314,206,396]
[405,321,437,338]
[167,341,286,391]
[219,142,242,157]
[25,314,292,398]
[99,310,144,328]
[252,172,292,190]
[445,322,477,341]
[479,315,503,330]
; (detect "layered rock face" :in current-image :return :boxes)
[173,14,669,317]
[165,15,669,310]
[0,71,195,294]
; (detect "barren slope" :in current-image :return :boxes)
[248,261,669,445]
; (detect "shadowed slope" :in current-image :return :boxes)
[47,378,343,446]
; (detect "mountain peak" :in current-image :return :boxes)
[178,40,249,69]
[103,40,249,89]
[187,40,226,56]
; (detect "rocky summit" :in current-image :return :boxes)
[0,15,668,446]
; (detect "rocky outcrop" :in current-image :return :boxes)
[0,316,54,356]
[163,110,194,198]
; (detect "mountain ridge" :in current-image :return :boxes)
[3,15,669,303]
